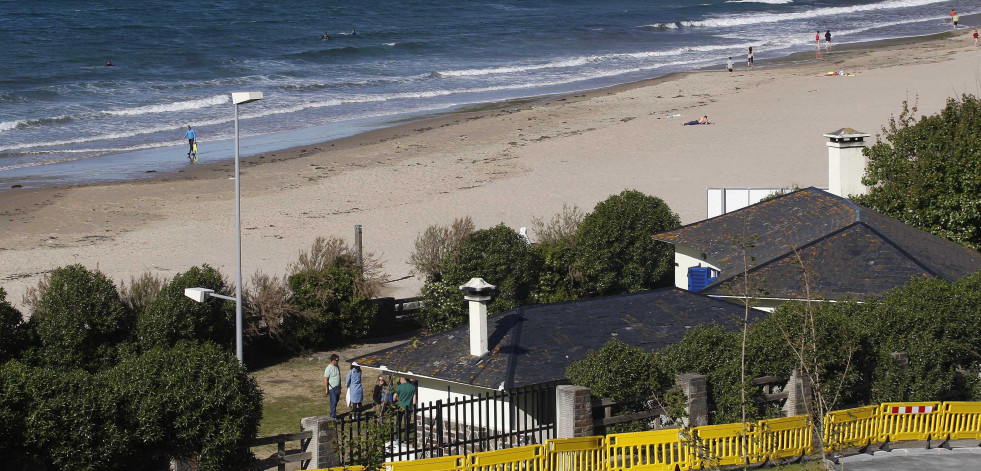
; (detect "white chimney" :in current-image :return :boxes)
[824,128,870,197]
[459,277,495,357]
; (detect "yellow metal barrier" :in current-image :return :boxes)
[690,422,757,468]
[941,402,981,440]
[310,467,366,471]
[823,405,879,452]
[469,444,545,471]
[757,415,811,461]
[546,436,605,471]
[606,428,690,471]
[386,455,466,471]
[878,402,942,442]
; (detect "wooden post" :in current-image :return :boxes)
[354,224,363,268]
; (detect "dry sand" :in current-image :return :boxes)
[3,30,981,309]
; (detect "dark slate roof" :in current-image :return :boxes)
[653,187,981,299]
[352,288,759,389]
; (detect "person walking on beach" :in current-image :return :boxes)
[726,57,734,76]
[182,125,196,160]
[974,30,979,46]
[825,30,832,51]
[747,47,754,68]
[323,354,341,419]
[815,31,821,49]
[950,10,956,24]
[952,14,959,29]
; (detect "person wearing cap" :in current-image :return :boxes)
[323,354,341,418]
[345,361,364,417]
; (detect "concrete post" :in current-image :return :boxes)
[556,385,593,438]
[824,128,870,198]
[301,416,341,469]
[676,374,708,427]
[782,369,813,417]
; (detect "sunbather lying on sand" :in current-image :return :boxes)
[683,116,710,125]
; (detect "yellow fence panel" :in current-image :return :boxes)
[758,415,811,461]
[469,444,545,471]
[941,402,981,440]
[878,402,942,442]
[546,436,605,471]
[690,422,757,468]
[311,467,366,471]
[823,405,879,452]
[606,429,689,471]
[386,455,466,471]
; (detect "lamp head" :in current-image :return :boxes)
[231,91,263,105]
[184,287,215,303]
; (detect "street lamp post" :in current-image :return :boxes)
[230,91,262,363]
[185,92,263,364]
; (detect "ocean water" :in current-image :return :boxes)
[0,0,966,189]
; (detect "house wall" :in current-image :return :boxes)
[674,245,722,290]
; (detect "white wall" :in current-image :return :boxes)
[674,244,722,290]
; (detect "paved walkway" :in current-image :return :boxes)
[839,446,981,470]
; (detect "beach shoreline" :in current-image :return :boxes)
[2,26,980,310]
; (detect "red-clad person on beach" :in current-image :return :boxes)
[974,30,979,47]
[815,31,821,49]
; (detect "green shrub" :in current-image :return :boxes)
[287,264,375,349]
[138,265,234,350]
[418,280,467,334]
[444,223,539,315]
[530,205,584,304]
[856,96,981,250]
[657,324,749,424]
[567,339,670,403]
[119,271,168,316]
[108,341,263,471]
[28,265,133,372]
[574,190,680,297]
[0,288,32,364]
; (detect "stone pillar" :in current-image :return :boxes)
[824,128,870,198]
[556,385,593,438]
[301,416,340,469]
[782,369,813,417]
[676,374,708,427]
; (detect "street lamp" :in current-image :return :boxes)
[184,91,263,364]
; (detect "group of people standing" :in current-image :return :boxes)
[323,353,417,422]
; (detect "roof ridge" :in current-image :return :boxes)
[856,220,940,278]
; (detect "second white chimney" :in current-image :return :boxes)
[825,128,870,198]
[459,277,496,357]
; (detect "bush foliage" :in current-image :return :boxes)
[856,95,981,250]
[28,265,133,372]
[574,190,680,297]
[138,265,234,350]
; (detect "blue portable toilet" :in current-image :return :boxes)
[688,266,719,292]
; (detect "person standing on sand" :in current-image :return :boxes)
[182,125,196,160]
[726,57,734,76]
[825,30,832,51]
[816,31,821,49]
[323,354,341,419]
[974,30,979,46]
[747,47,754,68]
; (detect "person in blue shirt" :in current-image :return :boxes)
[183,125,196,160]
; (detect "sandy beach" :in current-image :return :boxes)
[3,28,981,309]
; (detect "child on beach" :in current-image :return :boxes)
[726,57,734,76]
[815,31,821,49]
[747,47,754,68]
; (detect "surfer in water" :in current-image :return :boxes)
[106,60,113,66]
[322,32,330,40]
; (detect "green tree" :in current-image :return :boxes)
[108,341,263,471]
[28,265,133,371]
[855,95,981,250]
[138,265,234,350]
[444,223,539,314]
[574,190,680,297]
[418,280,467,334]
[0,288,32,364]
[530,204,585,304]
